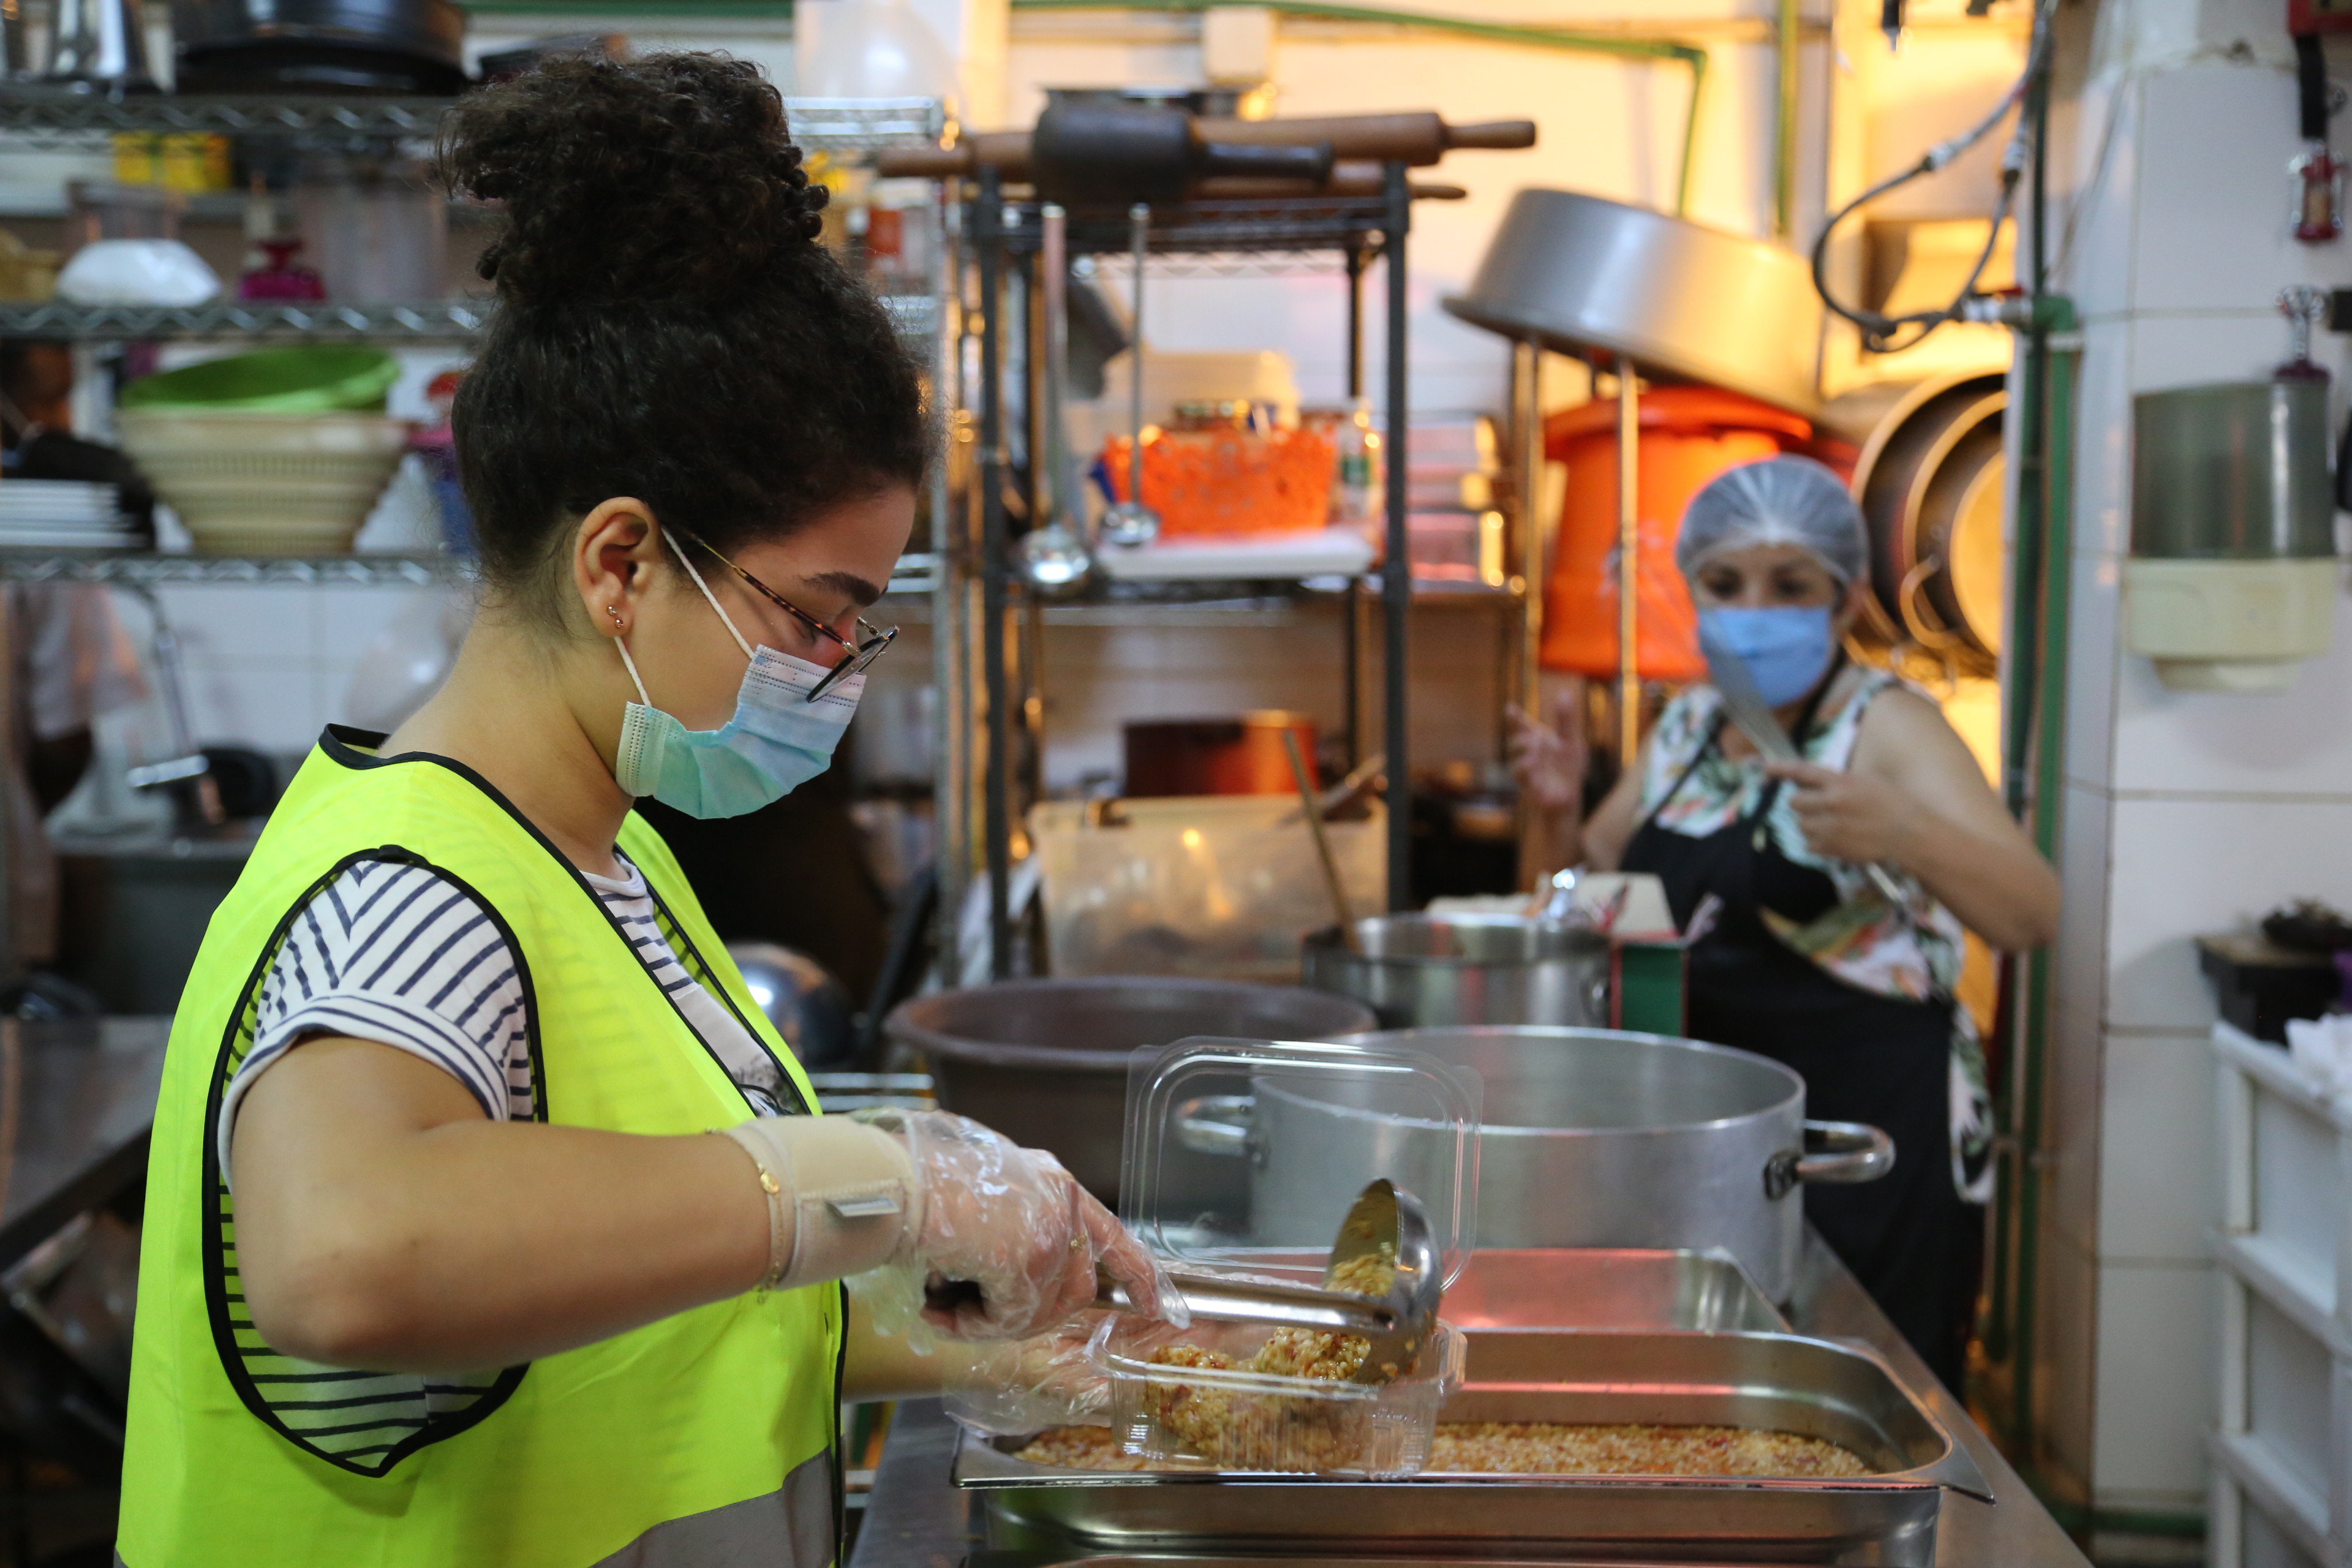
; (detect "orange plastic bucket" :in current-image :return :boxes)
[1540,386,1819,682]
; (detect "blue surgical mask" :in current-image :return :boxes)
[1698,605,1837,708]
[611,537,864,818]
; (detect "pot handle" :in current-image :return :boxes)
[1763,1120,1896,1199]
[1174,1095,1254,1156]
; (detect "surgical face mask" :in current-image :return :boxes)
[1697,604,1838,708]
[611,537,865,818]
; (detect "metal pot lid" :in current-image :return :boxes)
[1442,188,1824,418]
[1121,1035,1483,1288]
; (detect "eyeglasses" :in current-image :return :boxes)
[669,525,897,703]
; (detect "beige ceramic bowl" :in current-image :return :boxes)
[116,409,412,556]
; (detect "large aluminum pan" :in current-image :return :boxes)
[957,1330,1990,1567]
[1441,189,1824,417]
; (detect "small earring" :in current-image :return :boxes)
[607,605,624,627]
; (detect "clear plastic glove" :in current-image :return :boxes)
[849,1109,1182,1344]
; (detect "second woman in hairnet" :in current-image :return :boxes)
[1512,454,2059,1390]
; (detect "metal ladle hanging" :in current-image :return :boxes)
[1017,202,1097,595]
[1101,202,1161,549]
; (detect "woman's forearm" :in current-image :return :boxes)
[235,1039,772,1374]
[1893,812,2061,952]
[1526,804,1583,881]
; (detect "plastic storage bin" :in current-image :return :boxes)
[1102,426,1335,539]
[1031,797,1385,984]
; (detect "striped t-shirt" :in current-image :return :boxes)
[216,853,790,1468]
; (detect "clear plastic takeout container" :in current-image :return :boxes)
[1101,1035,1483,1476]
[1100,1316,1465,1477]
[1120,1035,1483,1287]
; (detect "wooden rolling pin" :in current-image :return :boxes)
[1195,112,1537,166]
[873,112,1536,180]
[1195,162,1469,200]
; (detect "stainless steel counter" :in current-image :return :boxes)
[848,1229,2089,1568]
[0,1016,168,1270]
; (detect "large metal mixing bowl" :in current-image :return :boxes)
[883,977,1375,1202]
[1442,189,1825,417]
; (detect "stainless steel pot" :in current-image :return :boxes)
[881,977,1375,1204]
[1301,913,1608,1028]
[1178,1025,1891,1302]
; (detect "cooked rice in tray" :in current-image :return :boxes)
[1144,1331,1371,1470]
[1430,1422,1871,1478]
[1012,1420,1872,1479]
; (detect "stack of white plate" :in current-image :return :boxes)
[0,479,140,550]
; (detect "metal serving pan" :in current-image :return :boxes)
[956,1330,1991,1567]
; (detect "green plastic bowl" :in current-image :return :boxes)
[119,347,401,413]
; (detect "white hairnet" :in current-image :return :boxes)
[1673,455,1869,586]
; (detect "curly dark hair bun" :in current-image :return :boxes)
[440,51,830,306]
[434,51,927,612]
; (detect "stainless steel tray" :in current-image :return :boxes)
[956,1330,1991,1567]
[1445,1248,1785,1333]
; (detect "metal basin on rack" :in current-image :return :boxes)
[1302,913,1611,1029]
[882,977,1374,1204]
[959,1329,1990,1567]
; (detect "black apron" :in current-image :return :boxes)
[1621,680,1971,1389]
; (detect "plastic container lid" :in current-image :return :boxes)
[1120,1035,1483,1289]
[119,347,400,413]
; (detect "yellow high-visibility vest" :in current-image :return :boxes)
[121,728,842,1567]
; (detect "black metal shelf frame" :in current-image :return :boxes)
[0,86,945,151]
[965,165,1415,978]
[0,293,939,344]
[0,549,941,594]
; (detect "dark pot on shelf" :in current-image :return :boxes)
[882,976,1375,1204]
[172,0,467,93]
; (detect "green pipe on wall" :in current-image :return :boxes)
[1774,0,1799,238]
[1007,0,1711,216]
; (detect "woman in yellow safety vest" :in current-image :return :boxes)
[119,53,1168,1568]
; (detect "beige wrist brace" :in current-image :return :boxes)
[719,1117,919,1292]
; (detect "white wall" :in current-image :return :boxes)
[2035,0,2352,1512]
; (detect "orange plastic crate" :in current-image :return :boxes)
[1103,426,1336,540]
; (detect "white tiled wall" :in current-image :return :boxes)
[2041,37,2352,1513]
[2039,1224,2100,1491]
[135,582,463,757]
[2097,1031,2217,1262]
[2093,1260,2220,1501]
[2048,1001,2105,1256]
[2107,798,2352,1033]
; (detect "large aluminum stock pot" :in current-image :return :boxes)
[1177,1025,1891,1302]
[1302,913,1610,1028]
